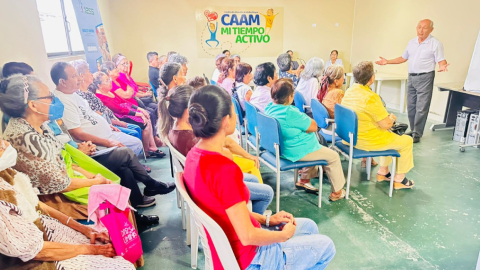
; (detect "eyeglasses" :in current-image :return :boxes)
[36,93,55,102]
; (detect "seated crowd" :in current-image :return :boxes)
[0,47,414,269]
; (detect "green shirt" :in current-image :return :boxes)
[264,103,321,162]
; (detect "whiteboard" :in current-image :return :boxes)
[465,30,480,91]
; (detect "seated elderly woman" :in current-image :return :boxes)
[296,57,324,110]
[211,54,226,84]
[183,85,335,269]
[231,54,241,65]
[218,58,236,95]
[277,53,304,88]
[232,62,254,112]
[341,61,414,189]
[186,76,207,90]
[70,59,143,142]
[249,62,278,113]
[158,85,267,192]
[265,78,346,200]
[91,71,160,158]
[0,139,135,269]
[167,53,189,76]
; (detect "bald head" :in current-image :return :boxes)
[416,19,434,41]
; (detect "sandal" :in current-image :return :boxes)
[143,165,152,173]
[329,189,346,201]
[147,150,166,158]
[295,182,319,194]
[394,177,415,190]
[376,172,391,182]
[361,158,379,168]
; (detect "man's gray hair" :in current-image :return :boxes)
[147,52,158,62]
[0,74,42,117]
[215,54,226,61]
[231,54,241,60]
[301,57,325,80]
[70,59,90,75]
[168,53,188,65]
[277,53,292,72]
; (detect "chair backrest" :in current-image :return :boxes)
[293,91,307,113]
[256,113,283,155]
[334,104,358,145]
[244,101,259,135]
[164,139,186,173]
[175,172,241,270]
[310,99,330,129]
[210,79,217,85]
[231,97,244,126]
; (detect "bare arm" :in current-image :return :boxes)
[68,127,124,148]
[438,60,449,72]
[224,136,260,168]
[375,56,407,65]
[34,242,115,261]
[245,90,253,102]
[226,202,295,246]
[61,175,109,192]
[306,119,318,133]
[377,114,396,130]
[114,86,134,100]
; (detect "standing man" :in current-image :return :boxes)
[376,19,449,143]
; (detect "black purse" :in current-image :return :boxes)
[391,123,408,135]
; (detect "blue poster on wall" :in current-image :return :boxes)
[71,0,111,72]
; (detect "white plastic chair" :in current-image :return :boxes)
[175,172,241,270]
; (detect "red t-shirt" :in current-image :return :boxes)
[183,147,259,270]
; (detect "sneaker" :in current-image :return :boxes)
[144,182,176,196]
[137,195,156,208]
[135,213,159,226]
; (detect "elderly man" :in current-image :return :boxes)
[51,62,143,155]
[376,19,449,143]
[168,53,188,76]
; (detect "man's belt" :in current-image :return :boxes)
[409,71,434,76]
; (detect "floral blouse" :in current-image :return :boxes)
[3,118,71,194]
[279,70,300,88]
[76,90,117,122]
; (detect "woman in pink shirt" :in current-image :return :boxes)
[218,58,236,95]
[183,85,335,270]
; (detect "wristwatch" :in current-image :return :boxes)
[265,213,271,227]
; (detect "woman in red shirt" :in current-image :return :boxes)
[183,85,336,270]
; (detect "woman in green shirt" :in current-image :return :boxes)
[264,78,346,201]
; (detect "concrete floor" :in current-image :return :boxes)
[137,113,480,270]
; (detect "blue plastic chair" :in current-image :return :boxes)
[210,79,217,85]
[310,99,341,144]
[333,104,400,198]
[149,80,158,101]
[293,91,310,113]
[231,97,245,149]
[256,113,328,211]
[244,101,262,154]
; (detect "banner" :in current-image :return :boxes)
[72,0,111,72]
[195,7,284,58]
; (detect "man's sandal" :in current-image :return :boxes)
[376,172,391,182]
[394,178,415,190]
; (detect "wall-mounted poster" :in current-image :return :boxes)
[195,7,284,58]
[72,0,111,72]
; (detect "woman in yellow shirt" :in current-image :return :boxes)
[341,61,414,190]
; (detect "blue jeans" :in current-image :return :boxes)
[116,124,142,141]
[246,218,336,270]
[243,173,274,215]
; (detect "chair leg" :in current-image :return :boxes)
[389,158,397,197]
[186,204,191,246]
[366,157,372,181]
[176,189,181,209]
[276,168,281,213]
[293,168,298,187]
[190,211,198,269]
[318,166,323,208]
[345,156,353,200]
[142,147,147,163]
[181,198,186,230]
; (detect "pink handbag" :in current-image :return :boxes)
[99,201,143,264]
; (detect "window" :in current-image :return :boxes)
[36,0,84,57]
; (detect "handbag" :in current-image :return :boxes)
[99,201,143,264]
[391,123,409,135]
